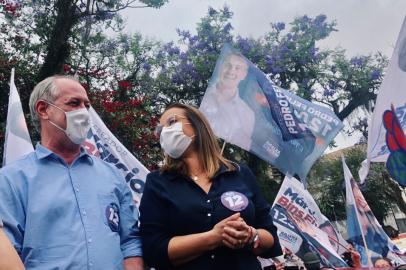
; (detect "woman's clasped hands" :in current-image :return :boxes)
[211,212,257,250]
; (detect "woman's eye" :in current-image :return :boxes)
[167,117,177,126]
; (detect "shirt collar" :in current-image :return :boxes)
[35,143,94,165]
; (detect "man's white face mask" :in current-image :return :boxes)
[43,100,91,145]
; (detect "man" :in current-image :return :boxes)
[374,258,393,268]
[200,53,255,150]
[0,76,143,269]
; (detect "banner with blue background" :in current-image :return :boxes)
[200,44,343,181]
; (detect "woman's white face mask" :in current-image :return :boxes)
[44,100,91,145]
[159,121,194,159]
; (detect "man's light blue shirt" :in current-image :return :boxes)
[0,144,142,269]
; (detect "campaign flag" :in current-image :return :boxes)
[359,17,406,184]
[271,176,348,266]
[200,44,343,181]
[382,105,406,186]
[82,107,149,206]
[343,157,404,266]
[273,204,348,268]
[3,68,34,166]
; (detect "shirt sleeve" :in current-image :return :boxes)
[0,173,25,255]
[115,170,143,258]
[139,172,173,269]
[242,166,283,258]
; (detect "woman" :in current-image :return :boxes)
[0,220,25,270]
[139,103,282,270]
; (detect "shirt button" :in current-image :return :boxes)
[76,188,79,192]
[83,211,87,216]
[211,254,215,259]
[206,199,210,203]
[207,213,211,217]
[88,238,92,243]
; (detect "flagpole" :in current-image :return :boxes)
[221,141,226,155]
[343,156,373,269]
[352,191,374,269]
[327,235,350,252]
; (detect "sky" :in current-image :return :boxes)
[121,0,406,151]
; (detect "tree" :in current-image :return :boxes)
[0,0,168,108]
[307,145,406,226]
[0,0,168,161]
[138,7,389,202]
[0,4,399,212]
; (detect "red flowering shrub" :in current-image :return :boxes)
[89,84,162,171]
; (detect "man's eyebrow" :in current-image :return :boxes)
[65,97,90,103]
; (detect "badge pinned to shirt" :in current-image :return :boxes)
[221,191,249,212]
[105,203,120,232]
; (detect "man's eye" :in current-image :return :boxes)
[69,101,79,106]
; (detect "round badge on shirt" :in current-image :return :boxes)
[105,203,120,232]
[221,191,249,212]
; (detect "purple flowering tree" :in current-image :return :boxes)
[0,4,393,205]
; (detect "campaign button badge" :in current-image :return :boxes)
[221,191,249,211]
[105,203,120,232]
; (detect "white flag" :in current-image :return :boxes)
[359,17,406,183]
[3,68,34,166]
[271,176,348,265]
[82,107,149,206]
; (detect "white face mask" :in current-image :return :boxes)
[45,101,91,145]
[160,122,193,159]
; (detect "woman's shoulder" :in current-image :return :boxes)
[146,169,181,185]
[236,163,260,185]
[144,170,173,195]
[224,163,256,182]
[147,169,171,181]
[232,163,254,176]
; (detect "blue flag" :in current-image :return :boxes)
[200,44,343,181]
[253,68,315,141]
[343,157,405,266]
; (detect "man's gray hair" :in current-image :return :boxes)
[29,75,78,131]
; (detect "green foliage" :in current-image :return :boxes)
[139,0,168,8]
[308,146,404,225]
[0,3,398,215]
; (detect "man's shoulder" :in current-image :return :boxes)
[88,155,120,173]
[0,152,37,189]
[0,151,37,175]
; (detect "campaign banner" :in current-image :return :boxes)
[200,44,343,181]
[273,204,348,268]
[83,107,149,206]
[359,17,406,183]
[3,68,34,166]
[344,157,404,266]
[271,176,348,266]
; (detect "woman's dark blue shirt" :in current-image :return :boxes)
[139,164,282,270]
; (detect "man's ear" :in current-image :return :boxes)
[36,100,50,120]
